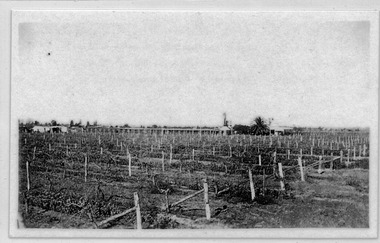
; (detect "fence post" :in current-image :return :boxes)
[330,153,333,170]
[134,192,142,229]
[26,161,30,191]
[84,155,87,182]
[258,155,261,166]
[287,149,290,159]
[100,147,103,155]
[129,153,132,177]
[340,150,343,164]
[170,144,173,164]
[298,157,304,181]
[311,146,313,156]
[203,179,211,220]
[318,156,323,174]
[162,151,165,172]
[192,149,195,160]
[248,168,255,201]
[278,163,285,191]
[49,143,51,152]
[213,146,215,156]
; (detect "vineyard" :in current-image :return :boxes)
[18,130,370,228]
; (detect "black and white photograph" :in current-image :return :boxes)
[3,4,379,240]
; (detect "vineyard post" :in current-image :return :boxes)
[248,168,255,201]
[300,149,302,158]
[259,155,261,166]
[213,146,215,156]
[229,146,232,157]
[170,144,173,164]
[66,145,69,156]
[278,163,285,191]
[298,157,304,181]
[318,156,323,174]
[25,138,27,144]
[33,147,36,160]
[100,147,103,155]
[129,153,132,177]
[359,145,362,158]
[49,143,51,152]
[203,179,211,220]
[287,149,290,159]
[134,192,142,229]
[340,150,343,165]
[347,149,350,165]
[353,147,356,160]
[192,149,195,161]
[84,155,88,182]
[26,161,30,191]
[162,151,165,172]
[311,146,313,156]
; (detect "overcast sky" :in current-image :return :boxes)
[13,11,377,127]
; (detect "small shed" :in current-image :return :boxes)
[219,126,232,136]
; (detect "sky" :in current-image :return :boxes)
[13,11,377,127]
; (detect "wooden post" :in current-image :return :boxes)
[278,163,285,191]
[298,157,304,181]
[129,153,132,177]
[311,146,313,156]
[134,192,142,229]
[229,146,232,157]
[300,149,302,157]
[98,136,101,145]
[340,150,343,164]
[162,151,165,172]
[100,147,103,155]
[49,143,51,152]
[287,150,290,159]
[330,153,334,170]
[318,156,323,174]
[258,155,261,166]
[26,161,30,191]
[24,138,27,144]
[33,147,36,160]
[248,168,255,201]
[347,149,350,164]
[84,155,88,182]
[66,145,69,156]
[192,149,195,161]
[353,147,356,160]
[203,179,211,220]
[170,144,173,164]
[213,146,215,156]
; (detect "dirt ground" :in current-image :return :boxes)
[19,161,369,229]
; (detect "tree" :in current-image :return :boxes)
[70,120,74,127]
[86,121,90,127]
[34,121,40,125]
[233,124,250,134]
[152,125,158,128]
[93,121,98,126]
[250,116,269,135]
[51,120,57,126]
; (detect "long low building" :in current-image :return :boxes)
[86,126,229,135]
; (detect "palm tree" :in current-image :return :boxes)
[250,116,269,135]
